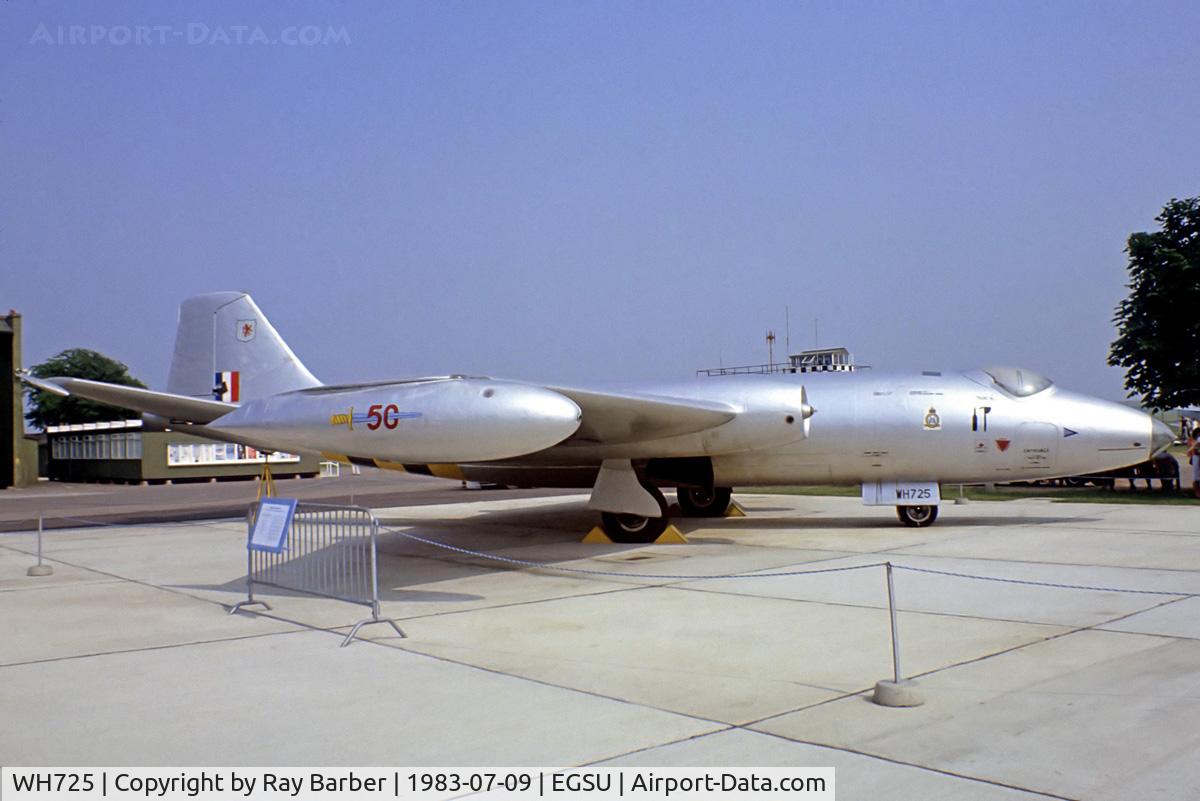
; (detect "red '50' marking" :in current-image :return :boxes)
[366,404,403,430]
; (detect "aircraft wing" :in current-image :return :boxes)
[19,374,235,424]
[549,386,737,444]
[19,370,779,462]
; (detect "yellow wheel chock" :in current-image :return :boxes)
[581,524,689,544]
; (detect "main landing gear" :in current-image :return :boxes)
[598,485,737,543]
[896,505,938,527]
[599,484,670,543]
[676,486,733,517]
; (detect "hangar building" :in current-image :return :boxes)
[43,419,320,484]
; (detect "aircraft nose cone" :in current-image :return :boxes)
[1151,419,1174,455]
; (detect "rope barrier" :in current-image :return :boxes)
[8,511,1197,597]
[384,527,887,581]
[384,528,1200,595]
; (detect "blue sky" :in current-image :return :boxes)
[3,1,1198,400]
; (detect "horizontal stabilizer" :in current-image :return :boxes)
[23,376,235,424]
[551,386,737,444]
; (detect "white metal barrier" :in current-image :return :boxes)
[230,500,404,646]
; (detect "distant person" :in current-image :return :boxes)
[1189,427,1200,499]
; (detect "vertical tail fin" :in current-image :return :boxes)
[166,292,320,403]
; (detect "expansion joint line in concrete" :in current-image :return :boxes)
[580,727,1075,800]
[892,564,1198,597]
[875,549,1200,575]
[750,732,1080,801]
[0,628,308,670]
[891,593,1193,692]
[662,581,1082,635]
[0,545,255,612]
[0,513,242,534]
[0,540,327,652]
[354,631,733,730]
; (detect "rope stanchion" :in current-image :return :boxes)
[26,512,53,577]
[873,562,923,706]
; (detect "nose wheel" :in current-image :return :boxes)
[897,505,938,527]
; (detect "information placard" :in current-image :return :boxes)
[249,498,297,552]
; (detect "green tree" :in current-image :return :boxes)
[1109,197,1200,411]
[25,348,147,429]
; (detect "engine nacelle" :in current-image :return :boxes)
[206,377,582,463]
[694,383,813,455]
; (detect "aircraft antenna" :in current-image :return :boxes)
[785,306,791,355]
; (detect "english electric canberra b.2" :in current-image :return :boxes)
[23,293,1172,541]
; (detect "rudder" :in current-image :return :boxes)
[166,292,320,402]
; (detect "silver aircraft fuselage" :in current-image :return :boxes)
[30,291,1170,538]
[461,369,1163,487]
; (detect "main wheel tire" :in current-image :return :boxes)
[897,505,938,527]
[676,486,733,517]
[600,485,669,543]
[600,511,670,543]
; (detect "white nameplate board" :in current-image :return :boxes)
[249,498,298,552]
[862,480,940,506]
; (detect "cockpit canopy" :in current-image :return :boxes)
[983,366,1054,397]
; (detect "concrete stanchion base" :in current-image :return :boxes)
[954,497,969,504]
[873,679,924,707]
[27,564,54,577]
